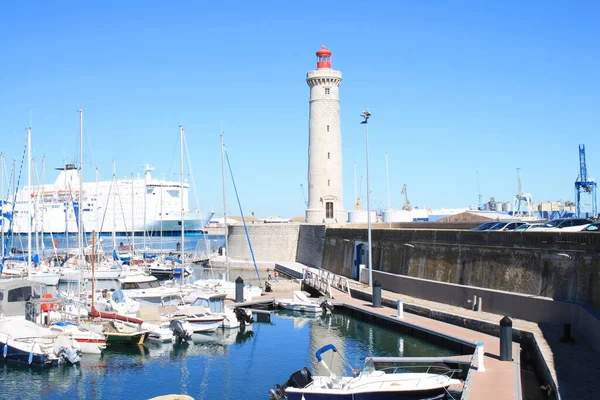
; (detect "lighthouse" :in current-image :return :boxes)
[305,46,346,224]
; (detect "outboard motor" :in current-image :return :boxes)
[233,307,254,327]
[264,281,272,292]
[269,367,313,400]
[57,346,82,365]
[319,297,334,313]
[170,320,192,343]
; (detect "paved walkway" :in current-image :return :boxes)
[257,279,520,399]
[343,279,600,400]
[256,273,600,399]
[331,284,521,400]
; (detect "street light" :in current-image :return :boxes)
[361,109,373,287]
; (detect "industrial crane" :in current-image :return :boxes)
[575,144,597,218]
[512,168,534,216]
[401,184,413,211]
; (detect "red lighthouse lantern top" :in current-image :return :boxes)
[316,46,332,69]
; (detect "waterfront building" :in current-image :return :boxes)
[305,46,346,224]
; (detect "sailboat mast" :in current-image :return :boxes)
[112,160,116,250]
[78,110,84,267]
[91,230,95,312]
[41,156,46,255]
[131,172,134,253]
[220,130,229,275]
[27,127,32,280]
[179,125,185,282]
[33,159,38,258]
[1,153,4,260]
[95,168,100,233]
[77,109,84,325]
[159,179,163,253]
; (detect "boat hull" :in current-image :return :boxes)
[285,389,447,400]
[105,332,148,345]
[59,268,122,282]
[0,344,57,367]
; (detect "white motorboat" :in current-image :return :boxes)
[165,303,224,334]
[184,291,253,329]
[190,278,262,302]
[270,344,463,400]
[275,291,332,314]
[59,265,123,282]
[49,321,107,354]
[0,318,82,366]
[119,274,184,307]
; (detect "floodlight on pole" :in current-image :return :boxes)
[361,109,373,287]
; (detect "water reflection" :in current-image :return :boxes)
[0,310,458,399]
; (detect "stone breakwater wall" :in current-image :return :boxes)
[322,228,600,309]
[226,224,600,310]
[227,224,301,262]
[226,224,326,267]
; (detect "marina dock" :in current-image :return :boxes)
[255,269,599,399]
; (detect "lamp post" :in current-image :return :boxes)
[361,109,373,287]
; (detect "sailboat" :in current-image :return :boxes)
[0,128,61,285]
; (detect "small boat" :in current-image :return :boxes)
[90,307,149,345]
[184,291,253,329]
[145,256,192,278]
[119,274,184,307]
[49,321,107,354]
[0,318,82,366]
[275,291,333,314]
[135,306,194,343]
[270,344,462,400]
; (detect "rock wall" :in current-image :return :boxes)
[321,228,600,309]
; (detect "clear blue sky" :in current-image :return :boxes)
[1,1,599,218]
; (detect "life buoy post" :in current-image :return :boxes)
[41,293,55,312]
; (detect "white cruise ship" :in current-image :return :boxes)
[1,164,211,235]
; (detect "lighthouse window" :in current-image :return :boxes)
[327,152,330,159]
[328,179,331,186]
[326,202,334,219]
[325,88,330,95]
[327,125,330,132]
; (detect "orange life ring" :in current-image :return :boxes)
[41,293,55,312]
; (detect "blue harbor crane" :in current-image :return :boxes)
[574,144,597,218]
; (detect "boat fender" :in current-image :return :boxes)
[28,350,34,365]
[3,344,7,358]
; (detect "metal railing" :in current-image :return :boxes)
[302,268,351,298]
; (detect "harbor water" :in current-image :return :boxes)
[0,310,458,399]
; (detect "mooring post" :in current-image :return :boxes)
[372,280,382,308]
[235,276,244,303]
[477,296,483,312]
[471,294,478,311]
[477,341,485,372]
[560,323,575,343]
[397,299,404,319]
[500,316,513,361]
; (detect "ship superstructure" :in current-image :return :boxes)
[5,164,208,235]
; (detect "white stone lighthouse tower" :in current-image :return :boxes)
[305,46,346,224]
